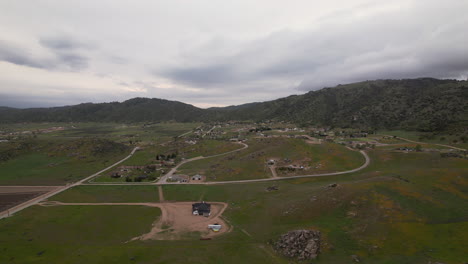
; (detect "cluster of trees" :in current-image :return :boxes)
[353,143,375,150]
[124,175,157,182]
[440,151,467,159]
[0,139,34,162]
[249,127,272,133]
[156,153,177,161]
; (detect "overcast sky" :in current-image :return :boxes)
[0,0,467,108]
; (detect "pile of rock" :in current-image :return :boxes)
[266,186,279,191]
[274,229,321,260]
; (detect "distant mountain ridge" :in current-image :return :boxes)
[0,97,205,123]
[1,78,467,131]
[208,78,468,131]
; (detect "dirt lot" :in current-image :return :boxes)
[0,186,57,212]
[38,201,230,240]
[138,202,229,240]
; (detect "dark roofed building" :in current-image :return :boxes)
[192,201,211,217]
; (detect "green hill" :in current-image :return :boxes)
[211,78,468,131]
[0,98,205,123]
[1,78,467,132]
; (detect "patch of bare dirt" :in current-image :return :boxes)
[0,186,58,212]
[0,186,58,193]
[137,202,230,240]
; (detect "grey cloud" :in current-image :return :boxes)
[39,35,91,70]
[0,38,89,71]
[56,52,88,70]
[161,1,468,93]
[164,64,238,87]
[109,55,129,64]
[1,0,468,109]
[0,41,53,69]
[40,37,81,50]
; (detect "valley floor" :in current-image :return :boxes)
[0,123,466,263]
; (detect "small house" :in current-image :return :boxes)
[192,201,211,217]
[169,175,189,183]
[192,174,202,181]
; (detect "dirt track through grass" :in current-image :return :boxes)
[158,185,164,202]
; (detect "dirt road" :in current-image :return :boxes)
[269,166,279,178]
[158,185,164,202]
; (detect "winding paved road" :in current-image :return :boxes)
[175,150,370,185]
[88,147,370,186]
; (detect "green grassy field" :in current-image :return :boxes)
[3,144,465,263]
[118,139,241,165]
[51,185,160,203]
[1,122,200,144]
[0,152,128,185]
[0,124,467,263]
[0,137,130,185]
[180,140,242,158]
[163,149,468,263]
[0,122,200,185]
[0,205,161,264]
[178,138,365,181]
[378,130,468,149]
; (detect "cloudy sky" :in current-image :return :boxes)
[0,0,467,108]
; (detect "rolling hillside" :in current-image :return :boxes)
[0,98,205,123]
[210,78,468,131]
[1,78,467,132]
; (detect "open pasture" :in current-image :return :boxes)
[0,123,466,263]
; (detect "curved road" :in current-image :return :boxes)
[83,134,465,187]
[87,147,370,186]
[157,142,248,184]
[165,150,370,185]
[1,142,370,218]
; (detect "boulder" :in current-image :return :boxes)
[274,229,321,260]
